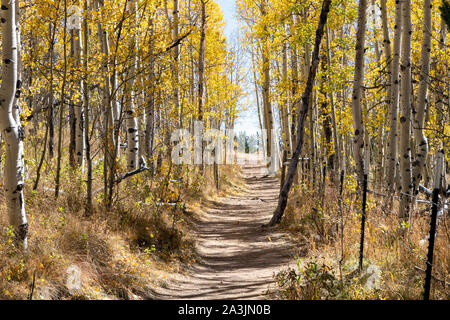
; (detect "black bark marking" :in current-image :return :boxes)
[18,126,25,141]
[17,223,28,242]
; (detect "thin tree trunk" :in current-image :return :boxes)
[412,0,432,195]
[126,0,139,171]
[351,0,368,186]
[251,40,264,154]
[84,0,92,214]
[386,0,402,194]
[95,0,114,201]
[267,0,332,227]
[145,17,155,170]
[326,26,340,177]
[281,34,292,158]
[290,14,299,157]
[398,0,413,220]
[48,22,55,160]
[197,0,206,174]
[173,0,181,128]
[73,25,84,168]
[260,0,273,169]
[55,0,68,199]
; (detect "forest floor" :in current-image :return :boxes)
[149,158,303,299]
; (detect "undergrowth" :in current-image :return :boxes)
[0,152,244,299]
[275,174,449,300]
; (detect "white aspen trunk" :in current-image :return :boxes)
[260,1,273,165]
[380,0,392,77]
[73,27,84,168]
[83,0,92,213]
[12,0,21,125]
[399,0,413,220]
[386,0,402,193]
[95,0,114,192]
[173,0,181,128]
[251,40,266,158]
[0,0,28,249]
[351,0,368,185]
[197,0,206,122]
[412,0,432,194]
[290,14,300,184]
[126,0,139,171]
[281,37,292,158]
[145,18,155,165]
[197,0,206,174]
[371,0,384,186]
[380,0,392,184]
[290,14,299,155]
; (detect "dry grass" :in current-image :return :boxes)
[276,174,449,300]
[0,149,244,299]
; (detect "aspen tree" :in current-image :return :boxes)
[83,0,92,214]
[47,22,56,160]
[412,0,432,194]
[69,5,84,168]
[281,33,292,159]
[260,0,273,166]
[326,26,340,177]
[251,40,265,154]
[350,0,368,186]
[173,0,181,128]
[290,14,299,160]
[386,0,402,194]
[290,14,300,185]
[145,17,155,167]
[126,0,139,171]
[197,0,206,173]
[399,0,413,220]
[0,0,28,248]
[54,0,68,199]
[95,0,114,196]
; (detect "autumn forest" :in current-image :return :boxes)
[0,0,448,301]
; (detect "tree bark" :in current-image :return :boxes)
[350,0,368,186]
[145,17,155,171]
[73,26,84,168]
[83,0,92,214]
[260,0,274,170]
[412,0,432,195]
[173,0,181,128]
[197,0,206,174]
[281,34,292,159]
[386,0,402,194]
[126,0,139,171]
[399,0,413,220]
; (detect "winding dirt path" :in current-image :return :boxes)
[152,160,300,300]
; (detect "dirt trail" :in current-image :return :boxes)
[152,160,300,300]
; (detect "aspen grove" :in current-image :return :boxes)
[0,0,448,300]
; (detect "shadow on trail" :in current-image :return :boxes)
[150,161,304,300]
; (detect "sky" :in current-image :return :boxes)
[216,0,261,137]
